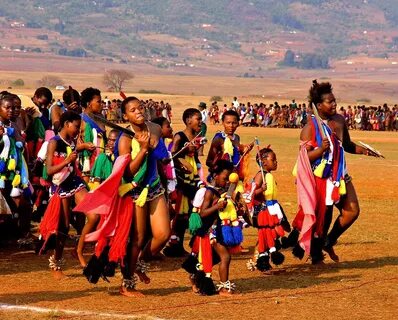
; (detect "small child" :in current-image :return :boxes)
[152,116,176,193]
[87,129,118,190]
[250,147,290,272]
[152,116,173,142]
[183,160,246,296]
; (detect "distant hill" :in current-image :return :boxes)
[1,0,398,74]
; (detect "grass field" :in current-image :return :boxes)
[0,115,397,320]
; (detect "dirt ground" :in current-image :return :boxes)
[1,122,398,320]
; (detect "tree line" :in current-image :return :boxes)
[279,50,330,70]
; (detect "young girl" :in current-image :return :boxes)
[87,129,118,190]
[152,116,173,142]
[206,110,253,253]
[0,94,32,239]
[206,110,253,186]
[78,87,104,181]
[183,160,245,296]
[76,98,170,296]
[163,108,202,257]
[117,97,170,296]
[39,111,92,279]
[250,147,290,272]
[76,87,103,267]
[152,116,176,194]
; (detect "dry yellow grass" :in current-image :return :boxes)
[2,70,398,104]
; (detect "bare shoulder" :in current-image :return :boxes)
[330,114,345,126]
[147,121,161,136]
[119,133,131,144]
[300,123,312,140]
[147,121,161,147]
[204,188,215,200]
[80,119,86,131]
[211,134,224,145]
[118,134,132,155]
[47,138,57,147]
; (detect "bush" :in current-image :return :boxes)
[210,96,223,102]
[356,98,371,103]
[12,79,24,87]
[37,35,48,40]
[58,48,87,57]
[138,89,162,94]
[37,75,64,88]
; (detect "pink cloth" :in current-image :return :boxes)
[74,153,134,263]
[45,130,55,142]
[74,154,130,216]
[296,141,317,254]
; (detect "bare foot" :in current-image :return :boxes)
[218,288,241,296]
[136,271,151,284]
[189,275,199,293]
[269,268,287,275]
[51,269,67,280]
[119,286,145,297]
[261,270,273,276]
[311,260,327,268]
[76,250,86,268]
[324,246,339,262]
[192,284,200,293]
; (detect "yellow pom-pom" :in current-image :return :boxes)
[218,197,237,220]
[88,181,101,191]
[7,158,16,171]
[223,136,234,156]
[292,161,298,177]
[135,185,149,207]
[87,181,95,191]
[181,196,190,214]
[118,183,134,197]
[236,180,244,193]
[339,179,346,195]
[131,139,141,160]
[313,159,326,178]
[66,146,72,157]
[12,172,21,187]
[229,173,239,184]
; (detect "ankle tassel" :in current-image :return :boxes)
[136,259,150,274]
[216,280,236,292]
[49,255,65,271]
[122,276,138,289]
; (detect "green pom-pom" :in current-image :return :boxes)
[42,165,48,180]
[189,212,202,235]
